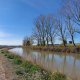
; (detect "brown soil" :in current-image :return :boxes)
[0,54,15,80]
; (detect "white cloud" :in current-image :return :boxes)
[0,39,22,45]
[0,30,22,45]
[0,31,11,37]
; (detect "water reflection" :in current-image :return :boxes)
[9,48,80,80]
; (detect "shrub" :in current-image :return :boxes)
[7,54,14,59]
[1,51,4,54]
[13,58,22,65]
[21,61,33,73]
[50,72,67,80]
[30,65,40,73]
[21,61,32,68]
[16,68,24,75]
[4,54,7,56]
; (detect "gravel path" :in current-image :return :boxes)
[0,54,14,80]
[0,55,7,80]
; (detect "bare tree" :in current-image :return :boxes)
[23,36,32,46]
[45,15,56,45]
[60,0,80,47]
[32,30,41,46]
[33,15,46,46]
[55,18,67,47]
[69,0,80,26]
[66,17,76,47]
[33,15,56,46]
[62,0,80,34]
[39,15,46,46]
[45,20,49,45]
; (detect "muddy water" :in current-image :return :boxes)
[9,48,80,80]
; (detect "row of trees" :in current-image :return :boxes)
[32,15,56,46]
[23,0,80,47]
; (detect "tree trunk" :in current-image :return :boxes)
[42,37,45,46]
[46,38,48,46]
[63,39,66,47]
[37,39,39,46]
[71,35,76,47]
[51,36,54,46]
[62,34,66,47]
[46,34,49,46]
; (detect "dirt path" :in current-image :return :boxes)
[0,55,7,80]
[0,54,14,80]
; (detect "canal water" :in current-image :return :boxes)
[9,48,80,80]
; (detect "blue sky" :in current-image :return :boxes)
[0,0,80,45]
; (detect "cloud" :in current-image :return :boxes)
[0,30,22,45]
[0,31,12,38]
[0,39,22,45]
[0,31,22,45]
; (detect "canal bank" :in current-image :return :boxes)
[9,47,80,80]
[0,49,71,80]
[31,46,80,54]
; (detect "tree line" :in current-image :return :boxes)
[23,0,80,47]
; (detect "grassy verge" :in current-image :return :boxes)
[30,45,80,53]
[0,50,71,80]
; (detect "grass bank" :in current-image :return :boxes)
[29,45,80,53]
[0,50,71,80]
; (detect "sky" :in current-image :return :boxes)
[0,0,80,45]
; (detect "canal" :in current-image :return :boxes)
[9,48,80,80]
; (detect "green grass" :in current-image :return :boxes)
[50,72,67,80]
[0,50,22,65]
[0,50,69,80]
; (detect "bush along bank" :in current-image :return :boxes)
[0,50,71,80]
[30,45,80,53]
